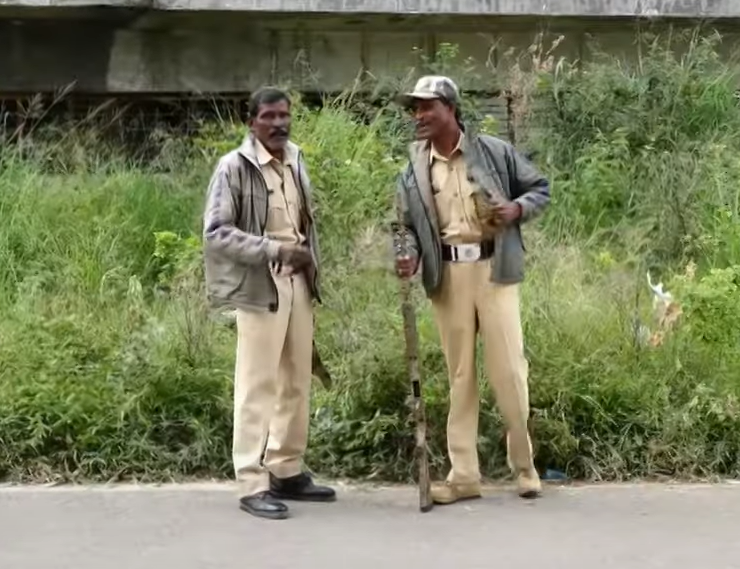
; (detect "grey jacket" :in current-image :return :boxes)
[202,132,321,313]
[393,132,550,297]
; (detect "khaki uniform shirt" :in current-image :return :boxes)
[430,134,483,246]
[256,138,306,246]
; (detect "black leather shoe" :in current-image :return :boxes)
[239,491,289,520]
[269,472,337,502]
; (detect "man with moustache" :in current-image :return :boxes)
[392,76,551,504]
[202,87,335,520]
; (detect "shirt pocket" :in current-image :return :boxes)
[266,190,292,233]
[462,182,481,221]
[432,186,453,228]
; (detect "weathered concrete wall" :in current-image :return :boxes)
[1,7,739,95]
[0,0,738,17]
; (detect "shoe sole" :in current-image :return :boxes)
[239,503,290,520]
[269,492,337,503]
[432,494,482,506]
[519,490,542,499]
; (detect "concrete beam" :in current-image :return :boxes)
[0,0,149,7]
[1,7,737,97]
[0,0,737,18]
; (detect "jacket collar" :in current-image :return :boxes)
[237,131,300,171]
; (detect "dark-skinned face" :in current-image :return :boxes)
[249,99,291,153]
[411,98,455,140]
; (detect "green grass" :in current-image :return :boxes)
[2,31,740,484]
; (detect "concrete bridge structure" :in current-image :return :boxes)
[1,1,740,96]
[1,1,739,132]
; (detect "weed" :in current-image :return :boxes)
[2,31,740,484]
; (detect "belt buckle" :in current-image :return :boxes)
[456,243,481,262]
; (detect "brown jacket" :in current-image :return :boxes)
[201,132,322,313]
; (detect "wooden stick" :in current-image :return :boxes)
[394,195,433,513]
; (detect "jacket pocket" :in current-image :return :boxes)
[204,252,246,303]
[240,267,277,309]
[516,224,527,252]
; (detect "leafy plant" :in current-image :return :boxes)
[3,31,740,485]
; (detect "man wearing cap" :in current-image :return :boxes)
[392,75,551,504]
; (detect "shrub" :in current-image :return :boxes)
[2,31,740,484]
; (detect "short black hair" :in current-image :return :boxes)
[248,87,291,120]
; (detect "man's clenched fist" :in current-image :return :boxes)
[277,243,313,270]
[395,254,418,279]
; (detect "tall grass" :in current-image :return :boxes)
[2,31,740,484]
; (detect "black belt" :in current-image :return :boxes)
[441,241,495,262]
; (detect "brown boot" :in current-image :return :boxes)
[517,468,542,499]
[430,481,482,505]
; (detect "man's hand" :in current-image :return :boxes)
[277,243,313,270]
[492,202,522,225]
[395,254,418,279]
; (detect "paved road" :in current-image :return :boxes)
[2,481,740,568]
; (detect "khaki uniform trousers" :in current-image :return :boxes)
[232,271,313,497]
[431,258,535,485]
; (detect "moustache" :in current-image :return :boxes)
[270,128,289,138]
